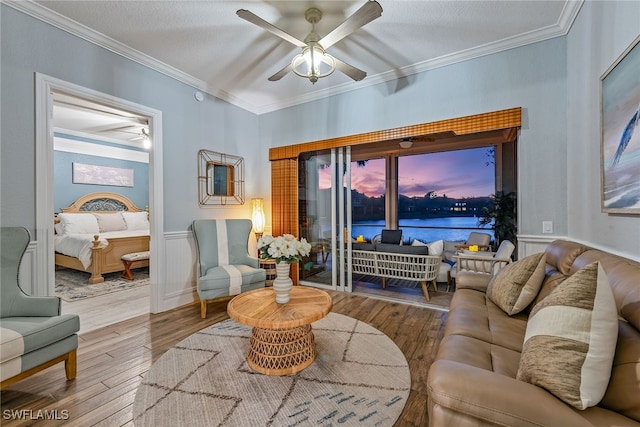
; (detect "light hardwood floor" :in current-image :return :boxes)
[1,290,448,426]
[61,285,150,335]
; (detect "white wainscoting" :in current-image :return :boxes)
[157,231,198,312]
[517,234,562,258]
[21,232,199,313]
[18,242,38,296]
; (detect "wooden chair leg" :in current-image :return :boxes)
[381,277,386,289]
[420,281,430,301]
[65,349,77,380]
[200,300,207,319]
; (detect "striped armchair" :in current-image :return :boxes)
[192,219,266,318]
[1,227,80,389]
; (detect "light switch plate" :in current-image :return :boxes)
[542,221,553,234]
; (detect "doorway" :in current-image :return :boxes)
[35,73,164,329]
[295,128,518,310]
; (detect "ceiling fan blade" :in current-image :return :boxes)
[237,9,307,49]
[268,63,293,81]
[331,57,367,81]
[319,1,383,49]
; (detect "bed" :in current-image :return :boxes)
[54,192,150,284]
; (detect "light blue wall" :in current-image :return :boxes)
[259,38,569,239]
[0,5,265,236]
[2,2,638,257]
[566,1,640,256]
[53,133,149,212]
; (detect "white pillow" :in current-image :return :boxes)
[122,211,150,230]
[411,239,443,256]
[54,223,64,235]
[58,213,100,235]
[427,240,444,257]
[94,213,127,232]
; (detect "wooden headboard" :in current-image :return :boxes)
[60,192,145,214]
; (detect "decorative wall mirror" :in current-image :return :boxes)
[198,149,244,205]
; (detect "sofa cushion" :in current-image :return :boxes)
[516,262,618,410]
[446,289,528,353]
[0,314,80,362]
[380,229,402,244]
[376,243,428,255]
[412,239,444,257]
[352,242,375,251]
[487,252,546,315]
[598,321,640,422]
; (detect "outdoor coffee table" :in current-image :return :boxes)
[227,286,332,376]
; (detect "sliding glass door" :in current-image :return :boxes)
[298,147,352,292]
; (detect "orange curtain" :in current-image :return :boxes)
[270,159,298,237]
[270,159,299,283]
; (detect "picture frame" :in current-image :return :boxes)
[197,149,245,205]
[72,163,134,187]
[601,34,640,214]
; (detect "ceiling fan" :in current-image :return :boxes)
[237,1,383,84]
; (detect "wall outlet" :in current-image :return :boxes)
[542,221,553,234]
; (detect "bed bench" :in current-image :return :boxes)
[121,251,150,280]
[351,250,441,301]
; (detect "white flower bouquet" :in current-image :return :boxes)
[257,234,312,264]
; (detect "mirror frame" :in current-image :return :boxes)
[198,149,244,205]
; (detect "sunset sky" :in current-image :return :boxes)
[319,147,496,199]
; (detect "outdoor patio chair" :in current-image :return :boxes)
[450,240,516,290]
[455,231,492,251]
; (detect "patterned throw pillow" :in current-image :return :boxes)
[516,262,618,410]
[487,252,546,315]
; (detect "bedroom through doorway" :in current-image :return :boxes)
[50,92,153,334]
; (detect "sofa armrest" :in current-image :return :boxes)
[428,360,594,427]
[245,256,260,268]
[455,271,493,293]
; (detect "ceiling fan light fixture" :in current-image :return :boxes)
[291,44,336,84]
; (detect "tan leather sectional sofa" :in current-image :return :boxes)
[427,240,640,426]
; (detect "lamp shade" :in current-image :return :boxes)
[251,198,265,234]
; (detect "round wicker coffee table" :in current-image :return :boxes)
[227,286,332,376]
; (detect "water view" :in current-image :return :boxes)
[352,217,492,243]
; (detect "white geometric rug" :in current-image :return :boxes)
[133,312,410,426]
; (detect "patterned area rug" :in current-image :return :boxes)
[133,312,410,426]
[55,267,149,302]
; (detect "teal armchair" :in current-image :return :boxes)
[192,219,266,318]
[1,227,80,389]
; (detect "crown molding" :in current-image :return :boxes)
[254,0,584,114]
[5,0,583,116]
[3,0,260,113]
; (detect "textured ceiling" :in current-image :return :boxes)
[14,0,582,114]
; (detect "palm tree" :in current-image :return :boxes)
[478,191,517,249]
